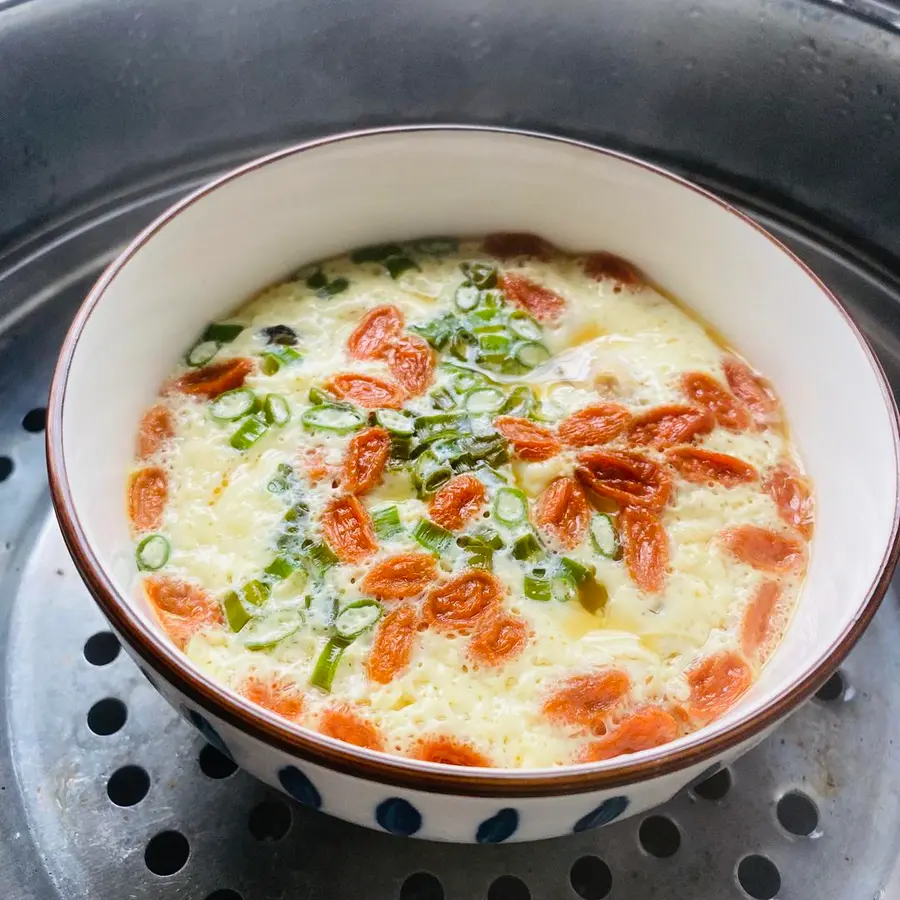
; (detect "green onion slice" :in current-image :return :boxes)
[451,371,484,394]
[317,277,350,298]
[511,532,542,561]
[309,635,353,692]
[264,556,298,581]
[263,393,291,427]
[372,505,404,540]
[513,341,551,369]
[136,534,170,571]
[413,518,454,555]
[590,513,620,559]
[223,591,253,632]
[477,333,511,359]
[460,261,498,290]
[351,243,404,263]
[551,575,578,603]
[385,256,420,280]
[202,322,244,343]
[230,414,268,451]
[508,311,542,341]
[210,387,258,422]
[308,386,335,405]
[304,269,328,289]
[493,487,528,526]
[334,599,383,639]
[267,462,294,494]
[242,579,271,607]
[262,346,303,375]
[301,404,366,434]
[375,409,416,435]
[465,387,505,414]
[500,385,536,417]
[186,340,219,367]
[304,541,339,577]
[241,610,302,650]
[455,284,481,312]
[429,386,457,411]
[557,557,594,585]
[523,572,552,602]
[413,452,453,497]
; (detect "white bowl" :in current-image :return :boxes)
[47,126,900,842]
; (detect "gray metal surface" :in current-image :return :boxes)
[1,168,900,900]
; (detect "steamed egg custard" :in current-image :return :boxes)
[128,234,813,768]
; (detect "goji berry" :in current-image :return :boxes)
[362,552,438,600]
[741,580,781,659]
[129,466,168,531]
[535,477,590,550]
[414,736,491,767]
[422,570,503,632]
[469,611,529,667]
[575,449,672,510]
[723,356,781,428]
[347,305,404,360]
[721,525,805,573]
[342,427,391,494]
[321,495,378,563]
[482,232,554,260]
[628,404,714,450]
[325,373,406,409]
[494,416,561,461]
[763,463,814,539]
[318,704,384,750]
[137,405,174,459]
[170,357,254,399]
[543,670,632,729]
[579,707,679,762]
[687,650,753,721]
[619,506,669,593]
[387,334,434,396]
[558,404,631,447]
[241,675,305,720]
[144,576,223,650]
[367,604,418,684]
[428,474,486,531]
[499,272,566,321]
[681,371,751,431]
[583,252,646,292]
[666,447,758,487]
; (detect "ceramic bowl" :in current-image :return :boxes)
[47,127,900,842]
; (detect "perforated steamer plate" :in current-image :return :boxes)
[1,167,900,900]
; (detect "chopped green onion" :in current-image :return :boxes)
[203,322,244,343]
[523,571,552,602]
[429,386,457,411]
[499,386,534,418]
[415,411,470,441]
[304,541,338,577]
[511,532,542,561]
[385,256,420,279]
[460,261,498,290]
[304,269,328,289]
[351,243,404,263]
[375,409,416,435]
[477,333,512,359]
[308,386,335,405]
[334,599,383,639]
[413,518,454,554]
[261,324,297,346]
[264,556,298,580]
[466,307,506,331]
[302,403,366,434]
[310,635,353,691]
[136,534,170,571]
[210,388,258,423]
[513,341,551,368]
[263,393,291,427]
[372,505,404,540]
[186,340,219,367]
[493,487,528,526]
[409,312,458,350]
[448,327,478,361]
[284,501,310,524]
[551,575,578,603]
[317,277,350,298]
[242,579,271,607]
[452,370,485,394]
[241,610,302,650]
[230,414,268,451]
[223,591,253,632]
[455,284,481,312]
[389,433,415,460]
[557,557,594,585]
[429,436,468,462]
[473,463,509,487]
[465,387,505,414]
[413,451,454,497]
[590,513,620,559]
[508,311,542,341]
[262,346,303,375]
[411,237,458,255]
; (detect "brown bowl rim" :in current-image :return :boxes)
[46,125,900,797]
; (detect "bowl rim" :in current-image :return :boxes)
[46,124,900,797]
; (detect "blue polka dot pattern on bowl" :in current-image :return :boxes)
[278,766,323,809]
[182,707,233,761]
[573,795,630,832]
[376,797,422,836]
[476,808,519,843]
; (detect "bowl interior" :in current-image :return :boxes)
[54,128,899,769]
